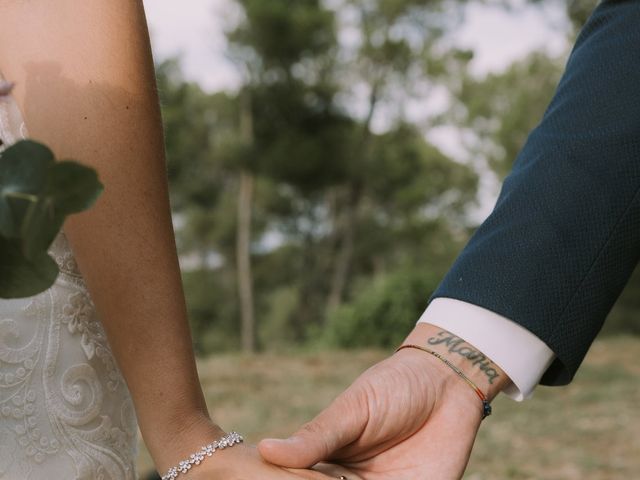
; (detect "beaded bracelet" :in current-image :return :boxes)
[395,344,492,419]
[160,431,244,480]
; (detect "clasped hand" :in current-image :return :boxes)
[179,324,506,479]
[254,324,505,480]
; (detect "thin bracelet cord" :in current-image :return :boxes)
[395,344,492,419]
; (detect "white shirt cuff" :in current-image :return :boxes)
[417,297,556,401]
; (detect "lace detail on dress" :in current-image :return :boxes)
[0,71,139,479]
[49,233,83,279]
[0,77,26,154]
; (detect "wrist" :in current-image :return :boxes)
[146,411,227,475]
[399,322,511,402]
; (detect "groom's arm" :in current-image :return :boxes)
[425,0,640,388]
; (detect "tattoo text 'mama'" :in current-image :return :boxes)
[426,331,500,384]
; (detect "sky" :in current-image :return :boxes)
[142,0,570,93]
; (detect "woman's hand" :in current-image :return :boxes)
[176,444,360,480]
[258,323,511,480]
[153,414,360,480]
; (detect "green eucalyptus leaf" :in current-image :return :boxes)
[0,140,54,238]
[47,160,104,214]
[0,139,103,298]
[20,161,104,259]
[0,236,59,298]
[20,196,64,261]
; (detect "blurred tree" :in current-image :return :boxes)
[202,0,483,347]
[323,0,474,311]
[226,0,350,348]
[450,50,564,178]
[158,0,640,355]
[156,58,224,215]
[172,0,482,348]
[322,267,443,348]
[524,0,598,35]
[236,91,256,352]
[564,0,599,33]
[156,58,246,349]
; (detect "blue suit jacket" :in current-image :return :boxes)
[430,0,640,386]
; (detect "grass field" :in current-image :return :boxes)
[136,335,640,479]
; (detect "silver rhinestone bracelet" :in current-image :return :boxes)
[160,431,244,480]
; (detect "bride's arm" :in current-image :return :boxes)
[0,0,231,474]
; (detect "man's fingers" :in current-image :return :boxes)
[258,389,367,468]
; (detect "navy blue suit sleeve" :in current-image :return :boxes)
[430,0,640,386]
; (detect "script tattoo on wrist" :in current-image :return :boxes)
[426,331,500,384]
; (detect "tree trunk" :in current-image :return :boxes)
[237,90,256,352]
[326,82,379,311]
[327,186,359,311]
[237,170,255,352]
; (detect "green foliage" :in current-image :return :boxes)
[156,58,230,212]
[157,0,484,353]
[182,268,241,354]
[257,285,301,348]
[322,267,441,348]
[0,237,59,299]
[0,140,103,298]
[366,124,477,212]
[453,51,564,178]
[565,0,599,32]
[230,0,336,72]
[250,81,356,190]
[160,0,640,354]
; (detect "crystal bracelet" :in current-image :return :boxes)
[160,431,244,480]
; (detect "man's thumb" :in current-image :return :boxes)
[258,395,364,468]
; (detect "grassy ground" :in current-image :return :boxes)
[136,335,640,479]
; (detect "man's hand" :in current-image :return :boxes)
[258,323,511,480]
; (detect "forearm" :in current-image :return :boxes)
[0,0,220,469]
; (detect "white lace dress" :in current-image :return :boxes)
[0,75,139,479]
